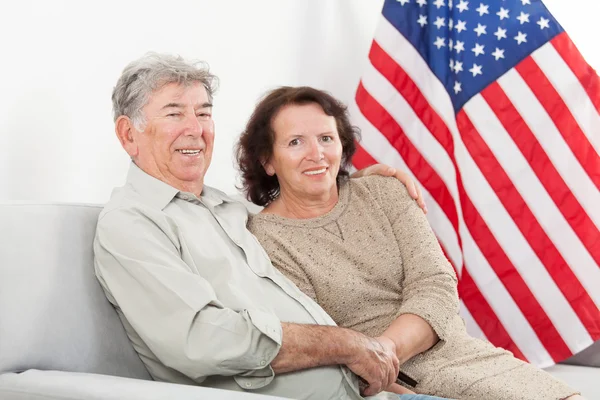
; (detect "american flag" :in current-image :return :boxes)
[351,0,600,367]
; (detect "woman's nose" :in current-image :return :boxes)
[306,139,324,161]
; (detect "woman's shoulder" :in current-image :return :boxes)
[349,175,413,203]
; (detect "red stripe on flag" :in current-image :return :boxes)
[460,267,527,361]
[370,41,457,153]
[455,169,569,361]
[551,32,600,114]
[457,110,594,357]
[516,57,600,191]
[437,241,526,360]
[352,141,379,169]
[364,42,568,356]
[355,83,459,233]
[482,82,600,301]
[355,83,520,353]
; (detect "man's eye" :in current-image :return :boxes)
[167,113,180,117]
[289,138,300,146]
[197,113,211,118]
[321,136,333,142]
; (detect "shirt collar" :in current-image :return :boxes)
[125,162,234,210]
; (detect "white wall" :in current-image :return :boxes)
[0,0,597,203]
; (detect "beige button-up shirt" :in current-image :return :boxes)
[93,163,364,400]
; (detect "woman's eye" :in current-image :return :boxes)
[167,113,180,117]
[321,136,333,142]
[289,138,300,146]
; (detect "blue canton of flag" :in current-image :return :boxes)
[384,0,564,110]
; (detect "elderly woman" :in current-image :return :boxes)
[236,86,583,400]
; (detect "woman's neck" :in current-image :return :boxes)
[265,187,339,219]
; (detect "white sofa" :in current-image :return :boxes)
[0,203,597,399]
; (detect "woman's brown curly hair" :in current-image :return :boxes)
[235,86,361,206]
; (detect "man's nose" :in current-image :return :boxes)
[184,113,203,136]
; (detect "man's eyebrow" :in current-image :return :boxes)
[161,103,184,110]
[161,102,213,109]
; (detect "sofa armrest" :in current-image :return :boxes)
[0,370,291,400]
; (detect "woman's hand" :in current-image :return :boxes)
[386,382,416,395]
[351,164,427,214]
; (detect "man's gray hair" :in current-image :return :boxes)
[112,52,218,130]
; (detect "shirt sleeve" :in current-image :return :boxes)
[366,176,460,341]
[93,206,282,388]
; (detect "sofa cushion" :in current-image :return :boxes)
[0,203,150,380]
[562,340,600,368]
[0,370,291,400]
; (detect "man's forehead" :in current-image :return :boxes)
[149,82,211,107]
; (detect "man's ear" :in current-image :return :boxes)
[115,116,139,158]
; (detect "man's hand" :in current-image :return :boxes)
[351,164,427,214]
[346,335,400,397]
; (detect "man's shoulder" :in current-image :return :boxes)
[98,183,165,229]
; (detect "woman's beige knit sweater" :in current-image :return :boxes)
[248,176,576,400]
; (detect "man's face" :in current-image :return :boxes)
[128,82,214,191]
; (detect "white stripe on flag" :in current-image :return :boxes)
[498,71,600,309]
[361,62,460,213]
[360,70,555,362]
[459,302,487,340]
[374,16,457,129]
[464,96,594,351]
[532,44,600,155]
[370,14,556,360]
[461,226,554,366]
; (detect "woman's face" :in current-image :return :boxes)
[264,103,343,201]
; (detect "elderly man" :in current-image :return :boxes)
[94,53,435,400]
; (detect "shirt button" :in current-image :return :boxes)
[245,382,252,388]
[260,360,266,366]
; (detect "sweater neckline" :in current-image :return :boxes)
[251,180,351,228]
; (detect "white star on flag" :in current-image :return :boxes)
[476,3,489,16]
[453,60,464,73]
[474,23,487,36]
[454,40,465,53]
[456,0,469,12]
[455,20,467,33]
[517,12,530,24]
[537,17,550,30]
[449,19,454,29]
[433,0,445,8]
[492,47,505,60]
[494,27,507,40]
[521,0,531,4]
[417,0,427,6]
[417,15,428,27]
[434,17,446,29]
[448,0,453,9]
[453,81,462,93]
[472,43,485,56]
[450,58,454,69]
[497,7,509,20]
[449,39,454,50]
[397,0,410,5]
[434,36,446,49]
[514,31,527,44]
[469,63,483,77]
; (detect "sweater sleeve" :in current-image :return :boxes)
[365,176,460,340]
